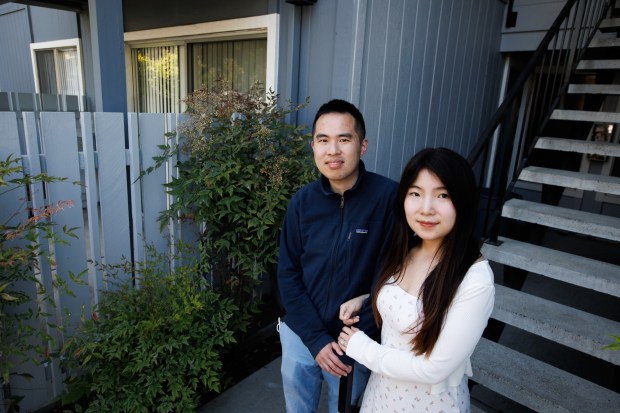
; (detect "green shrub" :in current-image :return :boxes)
[603,334,620,351]
[151,81,316,331]
[61,246,237,412]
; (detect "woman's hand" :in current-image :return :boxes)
[339,294,369,326]
[338,325,360,352]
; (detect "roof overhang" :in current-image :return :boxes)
[0,0,87,12]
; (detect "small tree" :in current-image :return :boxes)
[0,155,78,411]
[156,81,316,330]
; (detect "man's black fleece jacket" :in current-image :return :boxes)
[277,161,397,360]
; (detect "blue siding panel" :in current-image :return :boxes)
[0,5,35,93]
[294,0,505,181]
[30,6,78,42]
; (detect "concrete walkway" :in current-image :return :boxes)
[198,357,329,413]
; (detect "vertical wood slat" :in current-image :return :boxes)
[0,113,23,247]
[80,112,102,303]
[21,112,63,401]
[22,112,56,333]
[0,112,47,413]
[127,112,144,264]
[95,112,132,283]
[40,112,91,321]
[139,113,170,256]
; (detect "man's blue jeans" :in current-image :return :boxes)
[278,321,369,413]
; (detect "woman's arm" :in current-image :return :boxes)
[342,267,494,384]
[339,294,370,326]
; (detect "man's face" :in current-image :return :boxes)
[311,112,368,194]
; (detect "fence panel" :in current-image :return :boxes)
[0,112,58,411]
[1,111,199,411]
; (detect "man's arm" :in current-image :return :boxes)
[277,198,338,356]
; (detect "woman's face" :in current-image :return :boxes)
[404,168,457,247]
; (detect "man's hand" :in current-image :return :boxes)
[315,342,352,378]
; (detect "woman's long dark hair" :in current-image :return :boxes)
[372,147,480,356]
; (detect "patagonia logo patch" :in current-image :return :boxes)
[355,229,368,234]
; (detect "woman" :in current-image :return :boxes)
[338,147,494,412]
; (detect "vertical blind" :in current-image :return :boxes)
[132,46,181,113]
[35,47,80,96]
[131,39,267,113]
[36,50,57,94]
[56,48,80,96]
[188,39,267,93]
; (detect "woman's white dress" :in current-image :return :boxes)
[346,260,495,413]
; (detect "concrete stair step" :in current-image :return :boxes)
[502,198,620,242]
[519,165,620,196]
[471,338,620,412]
[491,284,620,365]
[599,17,620,31]
[535,136,620,157]
[470,405,486,413]
[577,59,620,70]
[482,236,620,297]
[567,83,620,95]
[589,37,620,48]
[550,109,620,124]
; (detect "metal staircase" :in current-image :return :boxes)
[467,1,620,411]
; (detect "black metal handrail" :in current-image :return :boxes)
[468,0,614,244]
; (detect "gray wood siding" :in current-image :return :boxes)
[0,5,35,93]
[30,5,78,42]
[290,0,505,181]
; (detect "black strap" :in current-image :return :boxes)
[337,364,357,413]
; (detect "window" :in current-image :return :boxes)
[131,45,181,113]
[30,39,84,105]
[125,15,277,113]
[188,38,267,93]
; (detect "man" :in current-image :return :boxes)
[277,99,397,412]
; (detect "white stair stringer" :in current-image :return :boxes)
[492,284,620,365]
[471,339,620,413]
[482,236,620,297]
[502,198,620,242]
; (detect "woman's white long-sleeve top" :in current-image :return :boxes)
[346,260,495,395]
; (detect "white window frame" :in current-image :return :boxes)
[30,38,85,109]
[124,14,279,112]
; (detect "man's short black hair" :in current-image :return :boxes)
[312,99,366,141]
